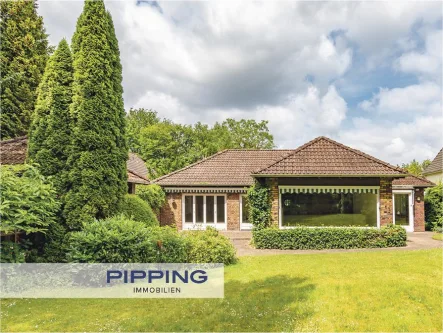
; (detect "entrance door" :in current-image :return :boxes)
[393,191,413,232]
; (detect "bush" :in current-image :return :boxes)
[0,240,27,263]
[252,225,407,250]
[120,194,159,227]
[0,164,60,235]
[136,184,166,212]
[40,223,70,263]
[247,183,271,229]
[425,183,443,231]
[184,227,237,265]
[67,215,187,263]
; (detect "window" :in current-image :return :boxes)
[217,196,225,223]
[241,195,250,224]
[184,196,193,223]
[281,192,377,227]
[183,194,226,226]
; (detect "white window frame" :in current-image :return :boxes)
[240,194,253,230]
[392,189,414,232]
[278,186,381,229]
[182,194,227,230]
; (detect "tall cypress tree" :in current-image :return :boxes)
[0,0,50,139]
[28,39,73,194]
[64,0,128,229]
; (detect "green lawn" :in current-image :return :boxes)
[283,213,374,227]
[1,249,441,332]
[432,233,443,241]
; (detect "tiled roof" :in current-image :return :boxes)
[392,175,435,187]
[154,149,293,186]
[0,136,28,165]
[127,153,149,184]
[0,137,149,185]
[255,136,406,176]
[423,148,442,175]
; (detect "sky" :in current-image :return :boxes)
[37,1,443,165]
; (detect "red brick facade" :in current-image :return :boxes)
[379,178,393,226]
[159,193,182,229]
[227,193,240,230]
[413,188,425,231]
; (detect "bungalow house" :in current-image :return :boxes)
[423,148,442,184]
[0,136,150,192]
[154,136,434,232]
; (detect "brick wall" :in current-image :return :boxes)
[268,178,279,227]
[413,188,425,231]
[379,178,393,226]
[159,193,182,229]
[227,193,240,230]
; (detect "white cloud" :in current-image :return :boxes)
[359,82,442,115]
[36,1,443,164]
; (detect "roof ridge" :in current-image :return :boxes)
[152,149,230,183]
[253,136,325,174]
[127,152,150,181]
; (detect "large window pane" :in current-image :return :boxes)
[282,192,377,227]
[206,196,215,223]
[184,196,193,223]
[242,195,249,223]
[217,196,225,223]
[195,196,204,223]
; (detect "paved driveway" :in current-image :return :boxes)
[221,231,442,257]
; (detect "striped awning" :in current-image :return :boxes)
[279,186,379,194]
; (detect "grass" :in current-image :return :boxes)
[432,233,443,241]
[1,249,442,332]
[283,213,375,227]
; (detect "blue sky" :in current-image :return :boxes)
[37,1,442,165]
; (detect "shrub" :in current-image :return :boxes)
[40,223,71,263]
[247,183,271,229]
[0,164,60,235]
[136,184,166,213]
[67,216,187,263]
[252,225,407,250]
[425,183,443,231]
[184,227,237,265]
[0,240,28,263]
[120,194,159,227]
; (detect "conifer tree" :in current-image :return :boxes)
[28,39,73,193]
[0,0,50,139]
[64,0,128,229]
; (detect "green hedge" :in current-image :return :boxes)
[136,184,166,213]
[67,216,187,263]
[184,227,237,265]
[120,194,159,227]
[253,225,407,250]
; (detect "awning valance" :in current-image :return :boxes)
[279,186,379,194]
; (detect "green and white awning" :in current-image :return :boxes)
[279,186,379,194]
[164,187,248,193]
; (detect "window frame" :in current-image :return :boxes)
[278,186,380,229]
[182,193,227,230]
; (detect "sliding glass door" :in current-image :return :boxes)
[182,194,227,230]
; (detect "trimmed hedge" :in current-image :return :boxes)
[253,225,407,250]
[120,194,159,227]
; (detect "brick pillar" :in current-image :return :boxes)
[413,188,425,232]
[227,193,240,230]
[379,178,393,226]
[268,178,279,227]
[159,193,182,230]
